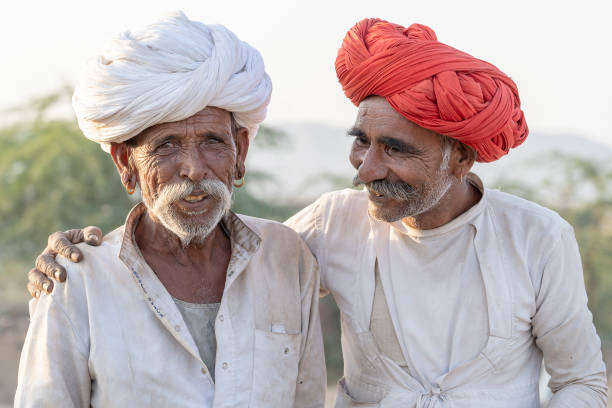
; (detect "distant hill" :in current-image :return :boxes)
[247,123,612,203]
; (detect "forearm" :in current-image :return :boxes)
[548,380,608,408]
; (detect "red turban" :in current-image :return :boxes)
[335,19,528,162]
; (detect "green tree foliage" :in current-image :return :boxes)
[0,117,135,265]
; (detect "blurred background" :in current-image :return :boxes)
[1,0,610,406]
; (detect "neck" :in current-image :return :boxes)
[402,179,481,230]
[134,209,230,266]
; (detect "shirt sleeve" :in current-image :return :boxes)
[285,198,329,295]
[293,239,327,408]
[532,225,608,408]
[14,293,91,408]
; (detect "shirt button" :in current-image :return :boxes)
[218,314,224,322]
[283,347,290,355]
[222,362,229,370]
[201,367,207,375]
[228,271,234,277]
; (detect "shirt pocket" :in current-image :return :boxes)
[335,377,380,407]
[250,328,302,407]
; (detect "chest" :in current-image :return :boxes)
[326,220,541,404]
[141,250,229,303]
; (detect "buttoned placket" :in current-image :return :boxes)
[211,214,261,406]
[118,205,217,387]
[123,252,216,387]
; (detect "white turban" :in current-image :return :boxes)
[72,11,272,151]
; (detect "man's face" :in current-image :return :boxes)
[349,96,453,223]
[126,107,248,245]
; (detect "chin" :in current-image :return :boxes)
[368,202,406,223]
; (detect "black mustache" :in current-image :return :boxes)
[352,175,418,201]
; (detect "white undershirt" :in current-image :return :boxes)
[384,194,489,386]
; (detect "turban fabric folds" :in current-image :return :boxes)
[73,12,272,151]
[335,19,528,162]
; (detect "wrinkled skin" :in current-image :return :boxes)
[27,107,249,300]
[348,96,480,229]
[28,97,479,297]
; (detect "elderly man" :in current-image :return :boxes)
[15,12,325,408]
[29,18,608,407]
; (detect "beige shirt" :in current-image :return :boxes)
[16,203,325,408]
[287,176,608,408]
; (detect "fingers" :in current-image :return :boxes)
[48,231,82,262]
[35,248,67,282]
[83,226,102,246]
[27,268,54,298]
[27,281,41,299]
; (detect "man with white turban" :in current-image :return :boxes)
[15,12,325,407]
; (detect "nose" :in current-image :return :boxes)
[179,148,208,182]
[356,146,388,183]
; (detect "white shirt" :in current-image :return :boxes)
[15,203,325,408]
[286,175,608,408]
[384,193,488,386]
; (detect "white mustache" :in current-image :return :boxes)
[152,179,231,214]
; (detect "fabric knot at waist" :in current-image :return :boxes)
[416,387,449,408]
[379,386,451,408]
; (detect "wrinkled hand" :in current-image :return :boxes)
[27,226,103,298]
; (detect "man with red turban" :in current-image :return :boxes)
[27,18,607,407]
[291,18,606,407]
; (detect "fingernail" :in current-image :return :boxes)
[43,282,50,292]
[70,252,79,262]
[54,270,61,280]
[35,291,40,298]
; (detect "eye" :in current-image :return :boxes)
[203,135,226,145]
[155,140,177,152]
[353,136,369,147]
[385,145,400,154]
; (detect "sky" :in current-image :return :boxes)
[2,0,611,146]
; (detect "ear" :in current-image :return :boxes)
[110,143,136,190]
[448,141,476,181]
[234,127,250,179]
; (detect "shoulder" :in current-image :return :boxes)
[237,214,307,245]
[484,189,575,268]
[236,214,316,263]
[52,227,125,302]
[236,215,319,301]
[316,188,369,217]
[486,188,571,234]
[56,226,124,275]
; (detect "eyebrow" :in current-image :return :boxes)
[347,127,365,137]
[198,131,230,140]
[347,127,424,155]
[379,136,424,155]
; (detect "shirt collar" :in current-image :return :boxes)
[119,202,261,271]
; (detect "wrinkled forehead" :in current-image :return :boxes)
[355,96,440,147]
[131,106,234,144]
